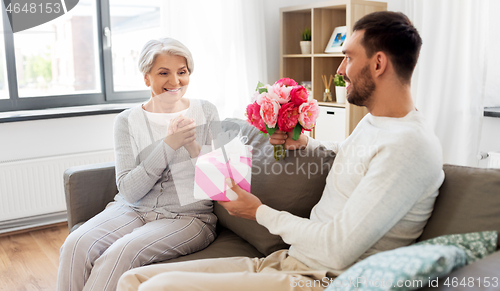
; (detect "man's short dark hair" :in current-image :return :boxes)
[353,11,422,83]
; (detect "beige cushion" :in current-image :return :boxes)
[418,165,500,243]
[215,119,335,255]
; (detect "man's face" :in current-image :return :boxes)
[337,30,376,107]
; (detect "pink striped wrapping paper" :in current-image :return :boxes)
[194,143,252,201]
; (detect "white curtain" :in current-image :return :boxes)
[160,0,267,120]
[387,0,490,166]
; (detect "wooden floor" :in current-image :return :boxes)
[0,223,68,291]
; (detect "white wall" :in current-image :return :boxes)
[0,114,117,163]
[262,0,325,83]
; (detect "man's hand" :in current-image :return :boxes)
[269,130,308,150]
[218,178,263,221]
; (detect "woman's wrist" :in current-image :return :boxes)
[185,141,201,158]
[164,136,181,151]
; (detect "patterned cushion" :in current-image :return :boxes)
[327,245,466,291]
[327,231,498,291]
[415,231,497,263]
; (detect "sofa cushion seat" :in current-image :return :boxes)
[163,227,264,264]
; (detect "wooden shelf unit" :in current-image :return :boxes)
[280,0,386,138]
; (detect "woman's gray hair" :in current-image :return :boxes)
[138,38,194,75]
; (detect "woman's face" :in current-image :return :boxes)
[144,53,190,103]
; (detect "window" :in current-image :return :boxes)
[0,0,266,119]
[0,9,9,100]
[0,0,150,113]
[109,0,163,92]
[14,1,101,97]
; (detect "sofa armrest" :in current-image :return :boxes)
[64,162,117,232]
[419,250,500,291]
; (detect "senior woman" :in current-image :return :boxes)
[57,38,219,291]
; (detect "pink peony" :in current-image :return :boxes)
[259,94,280,128]
[271,84,292,104]
[277,102,300,132]
[275,78,298,87]
[290,86,309,106]
[245,101,267,133]
[257,88,278,104]
[298,99,320,131]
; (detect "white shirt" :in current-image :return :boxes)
[256,110,445,275]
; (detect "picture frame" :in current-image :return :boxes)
[324,26,347,53]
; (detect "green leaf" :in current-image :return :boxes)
[265,123,276,136]
[334,74,346,87]
[255,81,265,91]
[256,81,268,94]
[292,123,302,141]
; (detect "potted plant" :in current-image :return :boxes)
[334,74,346,103]
[300,28,311,54]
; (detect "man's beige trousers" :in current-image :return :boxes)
[118,250,332,291]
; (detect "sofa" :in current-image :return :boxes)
[64,118,500,290]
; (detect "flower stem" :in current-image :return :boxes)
[273,144,285,161]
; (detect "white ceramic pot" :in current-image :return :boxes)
[300,41,311,54]
[335,86,346,103]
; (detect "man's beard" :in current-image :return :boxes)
[346,64,375,107]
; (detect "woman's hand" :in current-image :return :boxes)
[164,116,201,157]
[269,129,308,150]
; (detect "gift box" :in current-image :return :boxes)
[194,136,252,201]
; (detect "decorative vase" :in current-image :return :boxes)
[300,41,311,54]
[335,86,346,103]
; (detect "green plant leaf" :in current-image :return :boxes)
[258,87,268,94]
[301,28,311,41]
[265,123,276,136]
[255,81,265,91]
[334,74,346,87]
[292,123,302,141]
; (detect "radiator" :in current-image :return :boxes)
[0,150,114,223]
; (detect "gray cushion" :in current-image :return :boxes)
[418,165,500,243]
[215,118,335,255]
[162,228,263,263]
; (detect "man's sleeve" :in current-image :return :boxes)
[256,139,443,270]
[305,136,341,153]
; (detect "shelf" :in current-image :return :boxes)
[283,53,345,58]
[313,57,343,102]
[282,58,311,85]
[318,101,346,108]
[314,53,344,58]
[283,10,312,55]
[283,54,312,58]
[313,7,346,54]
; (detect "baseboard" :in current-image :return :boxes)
[0,211,67,236]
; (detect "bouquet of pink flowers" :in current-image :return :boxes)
[245,78,320,160]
